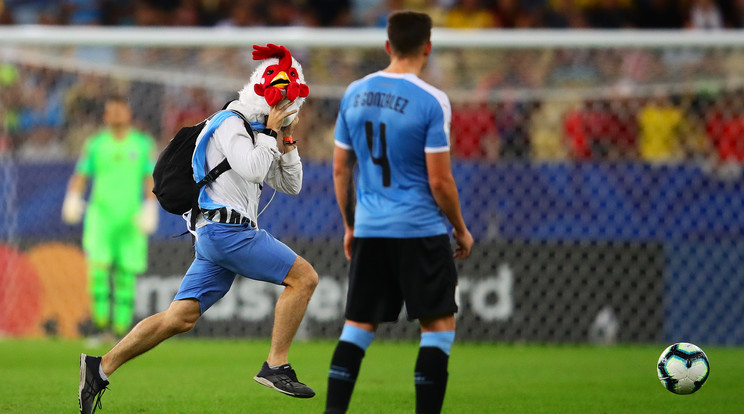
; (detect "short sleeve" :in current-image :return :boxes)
[424,93,451,153]
[334,92,352,150]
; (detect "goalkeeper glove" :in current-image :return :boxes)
[138,198,160,235]
[61,190,85,224]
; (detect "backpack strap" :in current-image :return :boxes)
[190,109,258,230]
[197,158,231,188]
[193,110,255,187]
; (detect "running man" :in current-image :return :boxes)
[77,81,318,412]
[325,10,474,414]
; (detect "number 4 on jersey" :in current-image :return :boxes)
[365,121,391,187]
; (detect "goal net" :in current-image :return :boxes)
[1,27,742,344]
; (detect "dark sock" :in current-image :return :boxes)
[325,341,365,414]
[414,347,449,414]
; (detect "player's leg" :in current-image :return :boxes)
[400,235,459,414]
[82,209,114,334]
[324,321,376,414]
[111,267,136,336]
[326,238,401,414]
[88,262,111,330]
[111,225,148,336]
[416,315,456,414]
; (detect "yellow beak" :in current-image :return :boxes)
[268,71,290,89]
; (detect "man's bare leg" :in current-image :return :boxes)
[267,256,318,366]
[101,299,202,376]
[253,256,318,398]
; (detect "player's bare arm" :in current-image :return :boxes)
[333,145,357,260]
[426,151,473,259]
[67,173,87,193]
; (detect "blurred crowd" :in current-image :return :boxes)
[2,0,744,29]
[449,88,744,166]
[2,0,744,167]
[3,51,744,166]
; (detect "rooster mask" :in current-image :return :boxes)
[235,44,309,128]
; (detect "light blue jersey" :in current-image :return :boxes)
[335,71,451,238]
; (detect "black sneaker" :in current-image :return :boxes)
[253,361,315,398]
[78,353,110,414]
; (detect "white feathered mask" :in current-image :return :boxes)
[237,44,309,127]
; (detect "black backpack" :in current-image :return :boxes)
[152,109,254,217]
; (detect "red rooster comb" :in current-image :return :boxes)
[252,43,309,106]
[252,43,292,70]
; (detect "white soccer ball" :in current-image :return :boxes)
[657,342,710,395]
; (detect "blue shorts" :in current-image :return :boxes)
[174,223,297,313]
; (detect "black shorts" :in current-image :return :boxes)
[345,235,458,323]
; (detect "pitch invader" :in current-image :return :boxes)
[78,44,317,414]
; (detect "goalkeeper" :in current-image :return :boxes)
[62,94,159,340]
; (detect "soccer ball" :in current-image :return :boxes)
[656,342,710,395]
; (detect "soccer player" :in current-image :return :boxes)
[77,97,318,414]
[62,94,159,341]
[325,10,474,414]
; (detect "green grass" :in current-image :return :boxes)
[0,338,742,413]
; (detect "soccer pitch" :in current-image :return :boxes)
[1,339,742,413]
